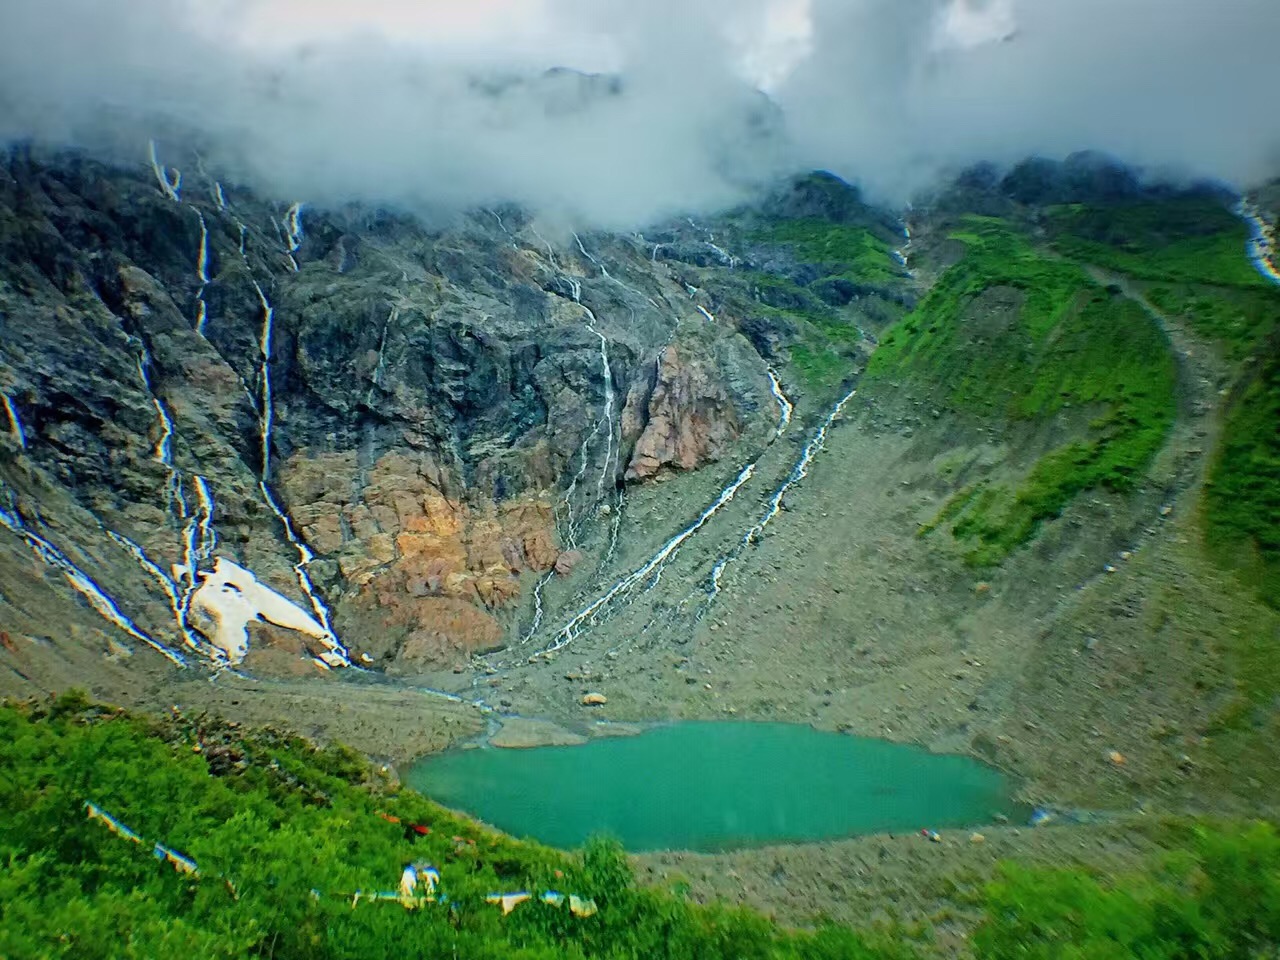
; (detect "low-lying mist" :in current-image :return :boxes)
[2,0,1277,227]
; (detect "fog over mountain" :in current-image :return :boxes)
[2,0,1278,226]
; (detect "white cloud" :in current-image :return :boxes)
[1,0,1278,226]
[782,0,1280,202]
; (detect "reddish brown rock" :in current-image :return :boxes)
[554,550,584,575]
[523,529,560,570]
[624,346,741,481]
[393,597,505,670]
[278,449,562,669]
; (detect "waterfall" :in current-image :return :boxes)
[0,496,186,666]
[195,212,210,334]
[251,275,348,664]
[537,462,757,655]
[1236,199,1280,285]
[147,140,181,203]
[2,393,25,449]
[702,386,857,599]
[106,530,206,654]
[521,571,554,644]
[282,202,303,272]
[134,348,187,520]
[766,369,794,435]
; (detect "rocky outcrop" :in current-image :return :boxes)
[623,345,742,481]
[0,146,786,679]
[277,449,563,668]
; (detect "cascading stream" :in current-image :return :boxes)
[246,215,349,666]
[253,279,276,477]
[252,291,347,661]
[366,304,397,406]
[1236,199,1280,284]
[133,346,186,520]
[147,140,181,202]
[603,490,624,567]
[703,386,858,601]
[520,572,553,644]
[527,226,802,650]
[535,462,757,655]
[132,342,221,652]
[766,368,794,436]
[3,393,26,449]
[195,212,210,334]
[282,202,304,272]
[685,217,738,268]
[548,260,617,550]
[894,217,913,274]
[106,529,208,655]
[485,208,520,249]
[589,320,616,498]
[0,494,186,667]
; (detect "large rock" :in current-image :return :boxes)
[624,345,742,481]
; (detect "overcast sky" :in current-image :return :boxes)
[2,0,1278,227]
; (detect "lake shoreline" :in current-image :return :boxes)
[405,719,1026,853]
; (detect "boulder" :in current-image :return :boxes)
[624,346,741,481]
[554,550,584,575]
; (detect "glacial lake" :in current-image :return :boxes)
[405,721,1021,852]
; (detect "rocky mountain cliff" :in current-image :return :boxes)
[0,145,901,692]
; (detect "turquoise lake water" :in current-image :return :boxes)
[405,721,1020,852]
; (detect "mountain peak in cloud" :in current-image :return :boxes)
[2,0,1277,226]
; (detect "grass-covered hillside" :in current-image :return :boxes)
[689,172,912,392]
[2,694,1279,959]
[867,196,1279,598]
[1046,197,1280,608]
[0,694,910,960]
[869,216,1177,565]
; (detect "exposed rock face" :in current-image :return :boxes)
[0,146,781,677]
[278,449,564,668]
[624,345,742,481]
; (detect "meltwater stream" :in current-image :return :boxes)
[407,722,1021,852]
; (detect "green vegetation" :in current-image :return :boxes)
[1205,350,1280,609]
[1145,285,1280,360]
[1047,197,1280,606]
[740,272,865,390]
[870,217,1176,565]
[0,694,905,960]
[738,211,909,391]
[975,821,1280,960]
[791,341,856,390]
[1047,198,1266,287]
[759,219,903,289]
[3,696,1279,958]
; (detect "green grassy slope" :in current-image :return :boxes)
[869,217,1177,565]
[760,219,904,290]
[1205,350,1280,609]
[1046,199,1267,288]
[0,695,907,960]
[724,194,910,391]
[864,197,1280,595]
[1047,198,1280,606]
